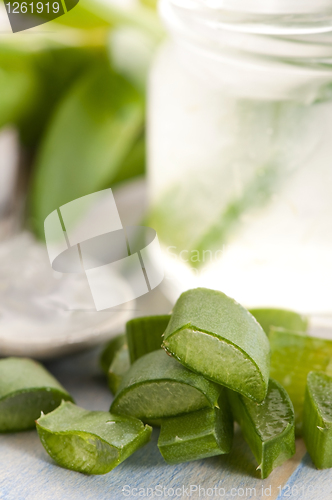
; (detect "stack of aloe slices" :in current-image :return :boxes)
[102,288,332,476]
[2,287,332,476]
[104,289,299,478]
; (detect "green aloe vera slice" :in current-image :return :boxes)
[110,350,222,421]
[228,379,295,479]
[162,288,270,403]
[303,371,332,469]
[249,308,308,336]
[126,315,171,363]
[108,344,130,395]
[0,357,73,432]
[270,328,332,435]
[100,334,127,375]
[36,401,152,474]
[158,389,233,464]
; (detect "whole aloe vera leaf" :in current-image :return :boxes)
[126,314,170,363]
[162,288,270,403]
[99,334,127,375]
[110,350,223,421]
[108,344,131,396]
[29,63,144,238]
[303,371,332,469]
[249,308,308,336]
[270,328,332,435]
[0,358,73,432]
[228,379,295,479]
[36,401,152,474]
[158,389,233,464]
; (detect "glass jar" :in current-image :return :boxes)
[147,0,332,326]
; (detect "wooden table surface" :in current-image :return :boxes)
[1,344,331,500]
[1,178,331,499]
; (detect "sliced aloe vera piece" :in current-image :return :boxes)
[100,334,127,375]
[162,288,270,403]
[110,350,222,421]
[270,328,332,435]
[126,315,170,363]
[36,401,152,474]
[303,371,332,469]
[0,357,73,432]
[249,308,308,336]
[158,389,233,464]
[108,344,130,395]
[228,379,295,479]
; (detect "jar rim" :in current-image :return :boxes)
[159,0,332,102]
[167,0,332,35]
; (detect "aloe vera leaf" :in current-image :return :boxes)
[303,371,332,469]
[108,345,131,396]
[50,0,163,40]
[228,379,295,479]
[53,2,110,29]
[148,162,280,269]
[190,165,280,267]
[100,334,126,375]
[162,288,270,403]
[126,314,170,363]
[0,358,73,432]
[249,308,308,336]
[36,401,152,474]
[109,131,146,185]
[110,350,223,421]
[269,328,332,435]
[83,0,164,42]
[19,46,108,148]
[0,48,38,129]
[29,63,144,239]
[158,389,233,464]
[140,0,157,9]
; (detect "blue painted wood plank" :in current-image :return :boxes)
[277,453,332,500]
[0,349,316,500]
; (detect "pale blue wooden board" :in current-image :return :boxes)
[277,454,332,500]
[0,348,330,500]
